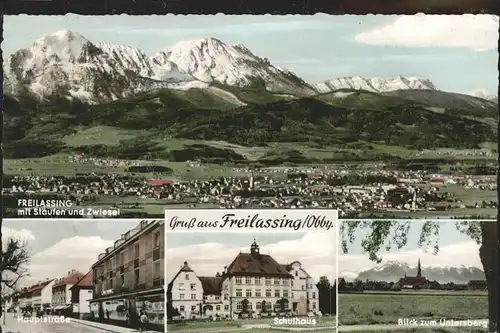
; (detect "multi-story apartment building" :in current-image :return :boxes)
[89,220,164,330]
[52,270,86,313]
[168,240,320,320]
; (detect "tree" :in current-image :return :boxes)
[241,299,250,316]
[341,220,498,332]
[277,298,289,312]
[0,235,31,332]
[316,276,332,314]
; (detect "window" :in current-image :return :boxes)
[295,271,298,277]
[265,278,271,285]
[266,289,271,297]
[312,292,316,299]
[236,289,242,297]
[245,289,252,297]
[255,278,262,285]
[235,277,242,284]
[248,303,252,310]
[283,290,289,297]
[134,269,139,285]
[255,289,262,297]
[291,281,294,287]
[215,296,220,300]
[216,305,221,311]
[274,290,280,297]
[306,292,309,298]
[179,283,185,290]
[283,280,288,286]
[190,283,196,291]
[191,305,196,311]
[245,277,252,284]
[266,302,272,310]
[256,302,261,310]
[312,302,316,310]
[292,293,294,298]
[191,294,196,300]
[301,285,305,290]
[134,243,140,258]
[154,261,161,278]
[179,306,185,311]
[185,274,189,280]
[224,294,229,300]
[274,279,280,285]
[154,231,161,248]
[236,302,242,311]
[224,305,229,311]
[180,294,184,300]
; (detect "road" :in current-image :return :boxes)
[2,315,108,333]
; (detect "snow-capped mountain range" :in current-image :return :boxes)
[340,261,485,284]
[3,30,315,103]
[3,30,496,104]
[314,76,438,94]
[469,89,498,102]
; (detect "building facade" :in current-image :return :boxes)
[398,259,429,289]
[52,270,86,313]
[168,240,320,320]
[70,271,94,318]
[16,279,55,313]
[89,220,165,330]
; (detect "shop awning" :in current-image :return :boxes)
[53,305,71,310]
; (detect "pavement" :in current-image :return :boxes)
[1,314,161,333]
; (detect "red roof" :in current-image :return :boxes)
[26,280,54,293]
[71,271,93,289]
[152,179,173,186]
[53,271,86,288]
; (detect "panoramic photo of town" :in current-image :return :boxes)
[2,14,498,218]
[0,219,165,333]
[166,232,337,332]
[338,219,495,333]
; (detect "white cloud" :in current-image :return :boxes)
[23,236,113,285]
[2,227,36,245]
[339,240,481,280]
[355,14,499,51]
[167,232,337,284]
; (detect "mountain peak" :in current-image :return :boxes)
[314,76,438,94]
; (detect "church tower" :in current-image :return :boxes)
[417,258,422,278]
[250,238,260,257]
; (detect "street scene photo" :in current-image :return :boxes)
[337,219,496,333]
[0,219,165,333]
[166,232,337,332]
[2,14,498,219]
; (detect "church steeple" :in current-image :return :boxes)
[417,258,422,278]
[250,238,260,256]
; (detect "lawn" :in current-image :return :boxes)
[338,292,488,326]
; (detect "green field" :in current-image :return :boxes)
[338,292,488,326]
[3,86,497,217]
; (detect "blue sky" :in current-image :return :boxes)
[339,220,487,278]
[3,219,142,285]
[3,14,498,94]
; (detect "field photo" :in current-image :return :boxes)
[2,14,498,218]
[0,219,165,333]
[337,220,496,332]
[166,231,337,332]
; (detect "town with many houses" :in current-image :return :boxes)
[3,156,497,218]
[167,240,335,321]
[2,220,165,332]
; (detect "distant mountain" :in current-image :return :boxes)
[468,89,498,103]
[3,30,315,103]
[345,261,485,284]
[314,76,438,94]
